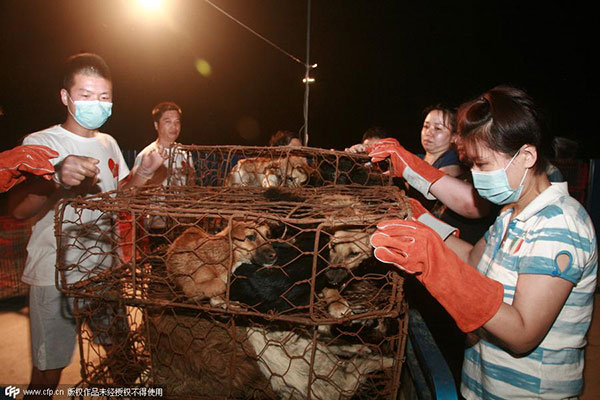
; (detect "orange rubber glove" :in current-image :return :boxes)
[369,138,445,200]
[408,198,459,240]
[370,219,504,332]
[0,145,58,192]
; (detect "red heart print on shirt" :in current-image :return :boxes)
[108,158,119,178]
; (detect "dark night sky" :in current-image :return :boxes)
[0,1,596,158]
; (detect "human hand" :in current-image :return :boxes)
[371,218,504,333]
[368,138,411,177]
[370,219,436,275]
[369,138,444,200]
[0,145,58,192]
[136,145,168,179]
[55,155,100,188]
[345,143,367,154]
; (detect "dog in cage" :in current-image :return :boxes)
[225,155,313,188]
[147,312,278,399]
[230,190,377,318]
[246,323,395,400]
[165,219,277,305]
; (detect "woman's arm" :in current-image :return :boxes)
[439,164,463,178]
[429,175,490,218]
[445,235,486,266]
[482,273,573,354]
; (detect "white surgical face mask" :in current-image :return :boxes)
[471,150,529,205]
[67,93,112,130]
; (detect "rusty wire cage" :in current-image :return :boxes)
[74,298,408,399]
[165,144,391,188]
[56,145,413,399]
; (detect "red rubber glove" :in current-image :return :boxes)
[0,145,58,192]
[369,138,445,200]
[408,198,459,240]
[370,219,504,332]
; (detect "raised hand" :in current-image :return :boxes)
[136,145,168,179]
[368,138,445,200]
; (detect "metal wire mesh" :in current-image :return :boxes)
[165,144,391,188]
[56,185,409,321]
[58,146,412,398]
[75,298,408,399]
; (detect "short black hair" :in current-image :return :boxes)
[62,53,111,91]
[362,126,388,143]
[152,101,182,123]
[269,130,299,146]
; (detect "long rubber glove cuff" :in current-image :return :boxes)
[408,197,458,240]
[370,219,504,332]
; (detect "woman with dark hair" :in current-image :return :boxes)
[371,85,597,399]
[419,104,463,177]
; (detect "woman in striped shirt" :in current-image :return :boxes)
[370,85,597,399]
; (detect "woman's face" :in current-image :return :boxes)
[466,141,527,190]
[421,110,453,155]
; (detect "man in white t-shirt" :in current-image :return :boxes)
[133,101,193,187]
[9,53,165,395]
[133,102,194,232]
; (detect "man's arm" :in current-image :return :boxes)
[119,145,167,190]
[9,155,99,219]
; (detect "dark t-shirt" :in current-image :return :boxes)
[413,148,498,245]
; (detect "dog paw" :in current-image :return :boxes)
[328,299,352,319]
[209,296,244,311]
[209,296,227,308]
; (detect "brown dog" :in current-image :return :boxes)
[324,228,374,318]
[225,156,312,188]
[166,221,277,304]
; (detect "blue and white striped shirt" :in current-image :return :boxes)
[461,182,597,399]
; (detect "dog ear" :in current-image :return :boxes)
[230,223,249,240]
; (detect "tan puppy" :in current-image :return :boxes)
[325,229,374,318]
[225,156,312,188]
[166,221,277,304]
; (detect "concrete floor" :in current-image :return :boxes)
[0,293,598,399]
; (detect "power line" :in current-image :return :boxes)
[201,0,309,68]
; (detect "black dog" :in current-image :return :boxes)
[230,228,330,313]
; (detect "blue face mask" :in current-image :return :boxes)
[471,150,529,205]
[68,94,112,130]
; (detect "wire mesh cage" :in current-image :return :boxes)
[164,144,391,188]
[74,297,408,399]
[58,145,413,398]
[56,185,410,319]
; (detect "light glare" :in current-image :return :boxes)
[137,0,162,11]
[195,59,212,77]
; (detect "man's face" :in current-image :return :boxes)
[155,110,181,144]
[61,73,112,114]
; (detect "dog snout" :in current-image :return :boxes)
[325,268,350,285]
[254,245,278,265]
